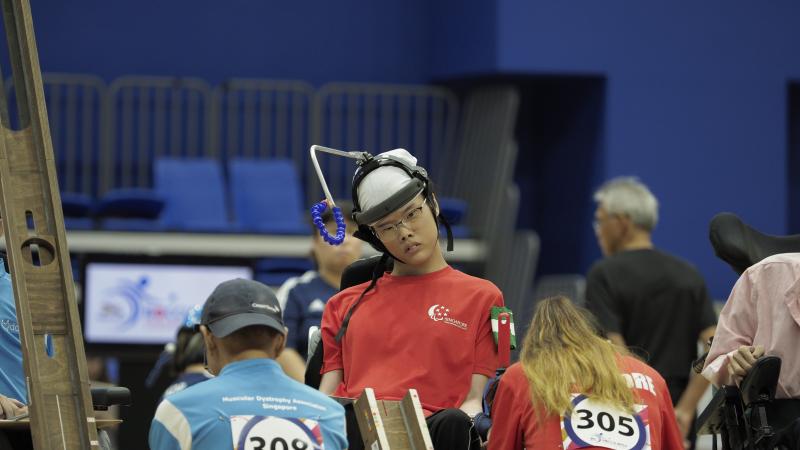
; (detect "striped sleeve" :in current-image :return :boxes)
[275,271,317,310]
[149,399,192,450]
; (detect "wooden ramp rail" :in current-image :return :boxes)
[354,389,434,450]
[0,0,99,448]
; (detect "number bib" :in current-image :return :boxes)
[561,394,651,450]
[230,416,325,450]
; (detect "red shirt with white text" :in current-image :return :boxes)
[489,356,684,450]
[321,266,503,414]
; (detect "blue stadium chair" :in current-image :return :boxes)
[155,158,231,232]
[254,257,314,287]
[61,192,94,230]
[95,188,166,231]
[228,158,307,235]
[438,197,470,238]
[64,217,94,230]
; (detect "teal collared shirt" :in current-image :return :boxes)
[150,358,347,450]
[0,259,25,402]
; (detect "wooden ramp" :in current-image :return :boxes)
[354,389,434,450]
[0,0,99,448]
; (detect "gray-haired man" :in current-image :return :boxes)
[586,177,717,447]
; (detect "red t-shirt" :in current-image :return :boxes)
[488,356,684,450]
[321,266,503,414]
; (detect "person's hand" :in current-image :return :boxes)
[728,345,765,385]
[0,395,27,419]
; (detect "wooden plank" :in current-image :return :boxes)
[399,390,433,450]
[0,419,122,430]
[353,389,434,450]
[378,400,411,449]
[354,388,391,450]
[0,0,99,448]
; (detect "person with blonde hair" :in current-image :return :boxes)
[488,296,683,450]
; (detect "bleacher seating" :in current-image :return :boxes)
[95,188,165,231]
[437,197,470,238]
[61,192,94,230]
[254,257,313,287]
[229,158,307,235]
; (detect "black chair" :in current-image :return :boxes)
[304,255,391,389]
[697,213,800,450]
[91,386,131,411]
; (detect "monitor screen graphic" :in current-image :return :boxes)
[83,262,253,345]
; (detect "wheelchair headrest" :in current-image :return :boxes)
[709,213,800,274]
[339,255,393,290]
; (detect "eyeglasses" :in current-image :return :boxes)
[373,205,425,241]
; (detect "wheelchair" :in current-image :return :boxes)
[695,213,800,450]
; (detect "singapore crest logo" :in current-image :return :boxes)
[427,304,467,330]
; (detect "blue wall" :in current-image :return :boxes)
[432,1,800,299]
[30,0,433,85]
[14,1,800,299]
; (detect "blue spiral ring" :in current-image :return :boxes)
[310,201,346,245]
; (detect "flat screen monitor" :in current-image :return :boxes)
[83,260,253,345]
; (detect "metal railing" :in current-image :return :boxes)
[6,73,106,196]
[101,76,215,194]
[444,86,520,239]
[311,82,459,204]
[215,78,314,184]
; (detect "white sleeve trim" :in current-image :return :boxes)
[153,400,192,450]
[275,270,317,310]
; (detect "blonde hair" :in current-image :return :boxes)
[520,296,635,420]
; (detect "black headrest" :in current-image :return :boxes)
[91,386,131,410]
[709,213,800,275]
[339,255,393,290]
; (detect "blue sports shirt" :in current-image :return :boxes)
[0,259,25,403]
[276,271,337,358]
[160,371,212,403]
[149,358,347,450]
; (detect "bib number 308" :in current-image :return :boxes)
[561,395,650,450]
[247,436,308,450]
[231,416,324,450]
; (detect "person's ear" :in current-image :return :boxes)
[275,331,287,357]
[618,214,634,235]
[200,325,216,352]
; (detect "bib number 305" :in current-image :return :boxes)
[561,395,650,450]
[231,416,325,450]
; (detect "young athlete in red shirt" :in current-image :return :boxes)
[319,149,503,449]
[488,296,684,450]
